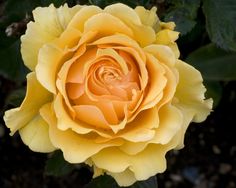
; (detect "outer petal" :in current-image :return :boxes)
[104,3,142,25]
[172,104,195,149]
[134,6,160,31]
[117,107,159,142]
[36,44,66,93]
[103,3,156,47]
[152,104,183,144]
[21,4,81,70]
[92,139,178,185]
[144,44,176,67]
[174,60,213,122]
[83,13,133,38]
[108,169,137,187]
[19,113,56,152]
[119,104,182,155]
[4,72,52,134]
[67,6,102,32]
[155,29,180,58]
[40,103,123,163]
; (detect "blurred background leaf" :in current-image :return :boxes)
[186,43,236,81]
[203,0,236,52]
[204,81,223,108]
[88,0,150,8]
[85,175,157,188]
[164,0,200,35]
[0,39,28,82]
[45,150,75,177]
[4,88,26,107]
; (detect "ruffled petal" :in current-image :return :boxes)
[4,72,52,134]
[119,104,182,155]
[67,6,102,32]
[104,3,142,25]
[172,104,195,149]
[134,6,160,31]
[118,107,158,142]
[155,29,180,58]
[21,4,81,70]
[174,60,213,122]
[144,44,176,67]
[140,53,167,110]
[92,140,177,182]
[36,44,66,93]
[40,103,123,163]
[108,169,137,187]
[84,13,133,37]
[19,113,56,152]
[152,104,183,144]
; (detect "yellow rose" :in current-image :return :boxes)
[4,3,212,186]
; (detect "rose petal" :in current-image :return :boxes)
[128,22,156,47]
[73,94,119,126]
[92,140,178,181]
[21,4,81,70]
[96,48,128,74]
[41,103,122,163]
[36,43,71,94]
[140,53,167,110]
[54,94,90,133]
[19,113,56,152]
[104,3,142,25]
[135,6,159,30]
[67,47,97,83]
[4,72,52,134]
[144,44,176,67]
[118,107,159,142]
[57,4,82,30]
[172,104,195,149]
[84,13,133,37]
[152,104,183,144]
[73,105,110,129]
[108,169,137,187]
[155,29,180,58]
[54,94,113,138]
[174,60,213,122]
[67,6,102,32]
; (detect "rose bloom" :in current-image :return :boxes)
[4,3,212,186]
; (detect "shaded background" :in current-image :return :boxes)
[0,0,236,187]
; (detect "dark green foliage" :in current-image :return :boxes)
[45,150,75,176]
[186,44,236,81]
[89,0,150,8]
[85,175,157,188]
[203,0,236,52]
[5,88,26,107]
[164,0,200,35]
[0,39,28,82]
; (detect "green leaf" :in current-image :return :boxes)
[2,0,41,25]
[5,88,26,107]
[85,175,157,188]
[41,0,67,7]
[203,0,236,52]
[89,0,148,8]
[45,150,75,177]
[129,176,158,188]
[0,31,17,49]
[89,0,107,8]
[85,175,118,188]
[186,43,236,81]
[164,0,200,35]
[204,81,222,108]
[0,40,28,82]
